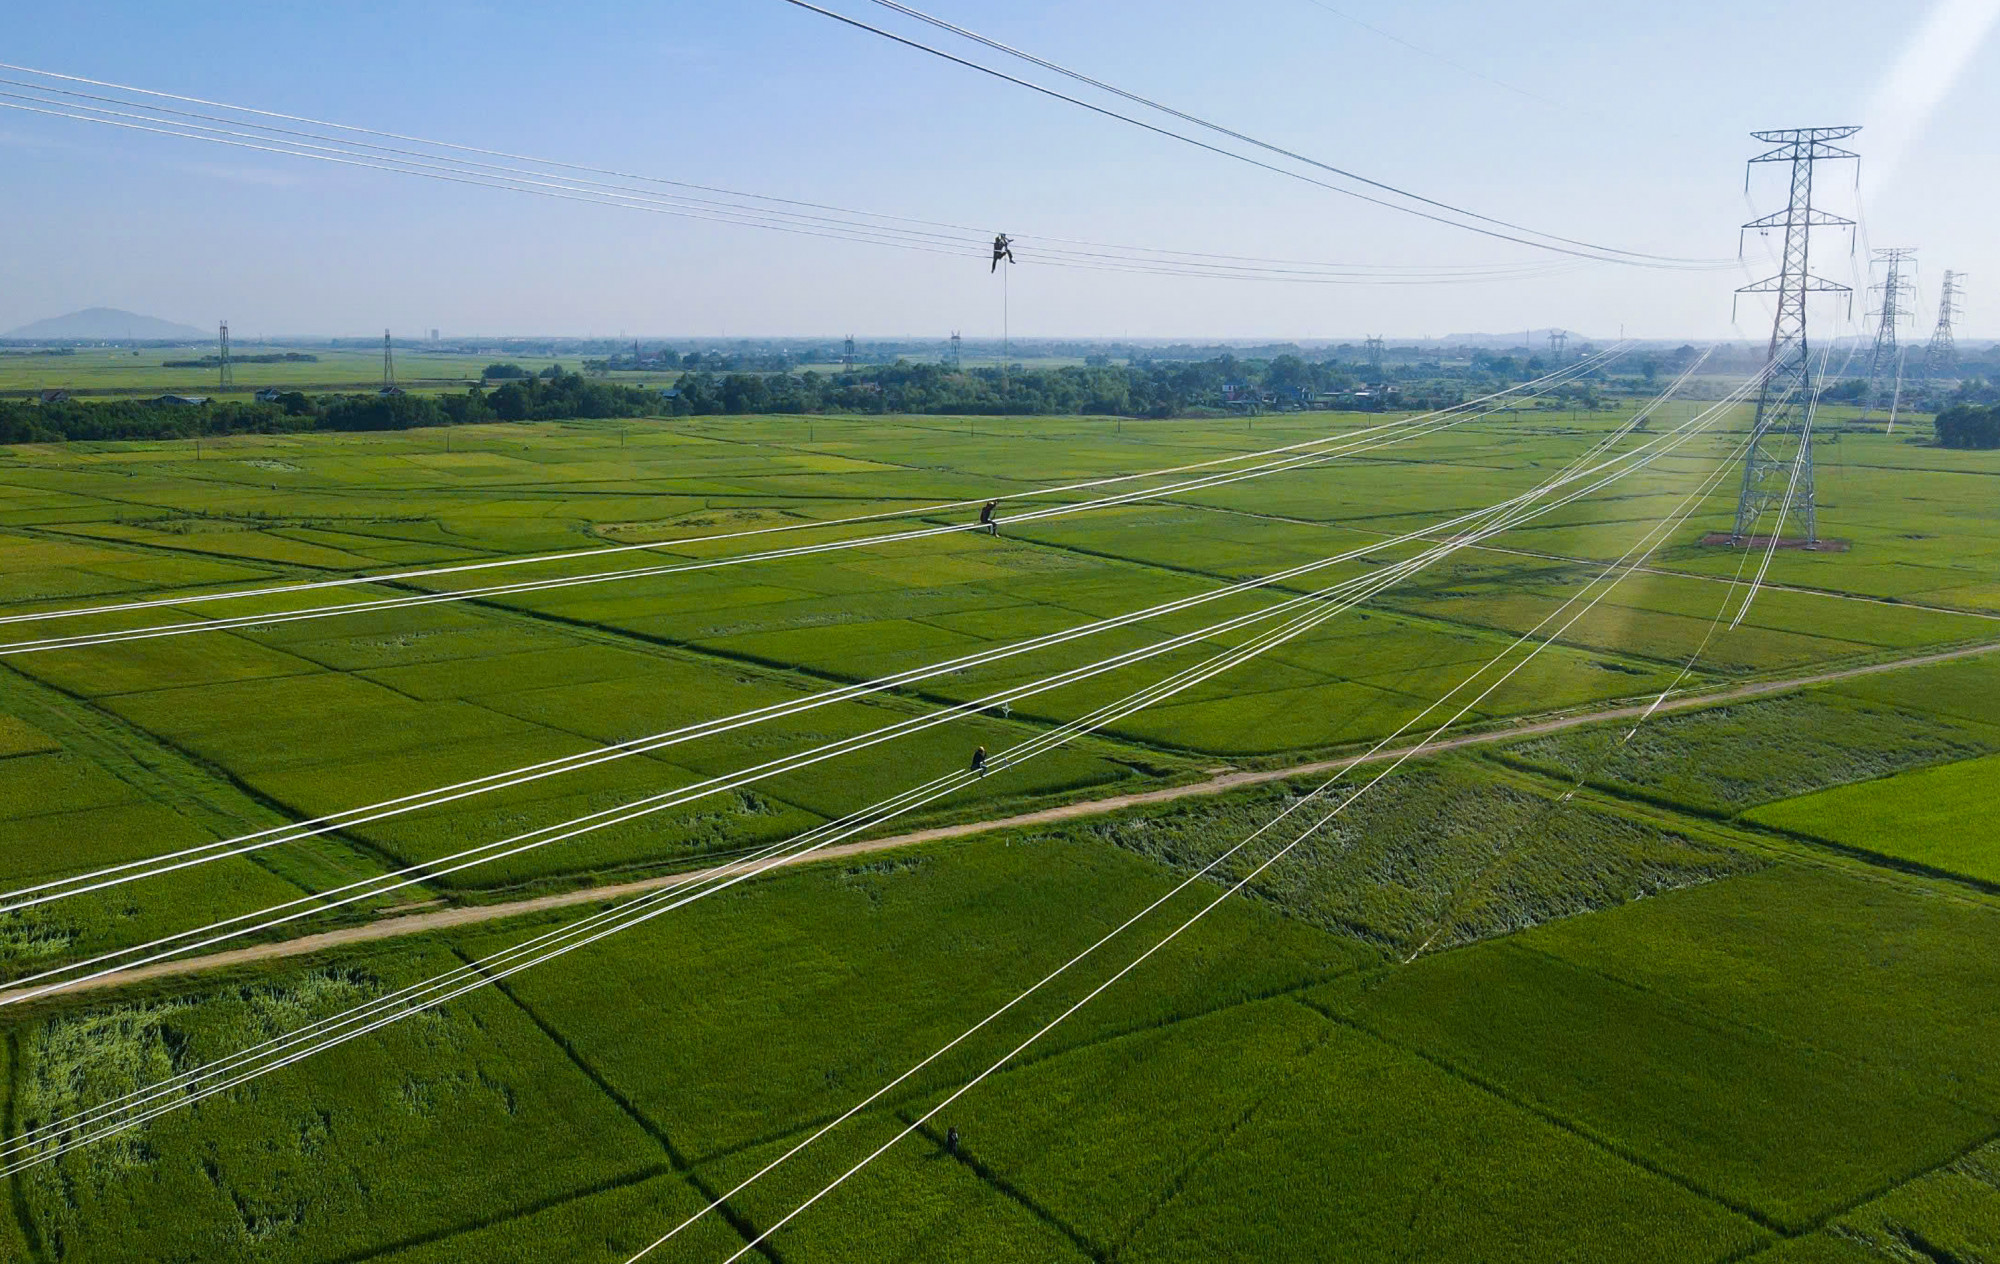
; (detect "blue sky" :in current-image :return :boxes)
[2,0,1994,340]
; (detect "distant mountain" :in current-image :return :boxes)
[4,308,209,341]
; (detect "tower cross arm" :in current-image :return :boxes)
[1741,208,1855,230]
[1736,274,1853,295]
[1750,126,1862,143]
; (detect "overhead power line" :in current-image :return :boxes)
[1,347,1623,647]
[0,374,1740,1170]
[0,356,1633,996]
[792,0,1727,269]
[0,65,1588,286]
[628,383,1761,1263]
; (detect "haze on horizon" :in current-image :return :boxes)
[2,0,1995,344]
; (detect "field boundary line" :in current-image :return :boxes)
[321,1164,679,1264]
[453,947,784,1263]
[8,639,1999,1005]
[1106,1015,1348,1257]
[678,970,1369,1173]
[1293,993,1782,1234]
[899,1115,1106,1261]
[1736,1118,2000,1256]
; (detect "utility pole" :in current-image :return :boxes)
[383,329,395,390]
[1857,247,1917,425]
[1924,270,1963,380]
[1731,127,1859,547]
[218,321,233,391]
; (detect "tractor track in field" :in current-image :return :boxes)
[10,637,2000,1005]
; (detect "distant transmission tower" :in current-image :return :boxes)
[1925,270,1963,380]
[842,335,856,376]
[1731,127,1859,546]
[1857,247,1917,424]
[218,321,233,390]
[1365,335,1385,382]
[383,329,395,389]
[949,330,962,371]
[1548,329,1568,363]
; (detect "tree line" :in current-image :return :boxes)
[0,372,663,444]
[658,356,1603,418]
[0,354,1613,445]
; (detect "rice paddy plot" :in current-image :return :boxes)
[445,832,1373,1165]
[1518,865,2000,1113]
[1746,753,2000,885]
[1761,1136,2000,1263]
[1311,936,1993,1233]
[1,945,669,1264]
[1501,689,2000,815]
[1083,759,1761,951]
[1117,1016,1769,1264]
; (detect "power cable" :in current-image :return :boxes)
[0,353,1643,921]
[0,375,1740,1169]
[0,369,1682,1008]
[629,385,1760,1263]
[0,69,1591,285]
[802,0,1727,268]
[0,349,1626,654]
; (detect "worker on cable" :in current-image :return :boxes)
[970,745,988,777]
[978,499,999,536]
[990,233,1014,272]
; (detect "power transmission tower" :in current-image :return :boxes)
[1365,336,1385,383]
[949,330,962,371]
[218,321,233,390]
[842,335,856,376]
[383,330,395,390]
[1925,270,1963,380]
[1857,247,1917,425]
[1731,127,1859,546]
[1548,329,1568,363]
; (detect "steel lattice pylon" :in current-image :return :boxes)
[1731,127,1859,545]
[1857,247,1917,425]
[1925,270,1964,380]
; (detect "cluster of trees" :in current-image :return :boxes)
[664,361,1327,418]
[1935,402,2000,449]
[0,371,663,444]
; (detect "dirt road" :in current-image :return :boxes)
[13,637,1996,1005]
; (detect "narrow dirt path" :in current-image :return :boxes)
[15,637,1998,1004]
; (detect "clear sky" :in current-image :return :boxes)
[1,0,1994,342]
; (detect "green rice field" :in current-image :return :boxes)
[2,407,1999,1260]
